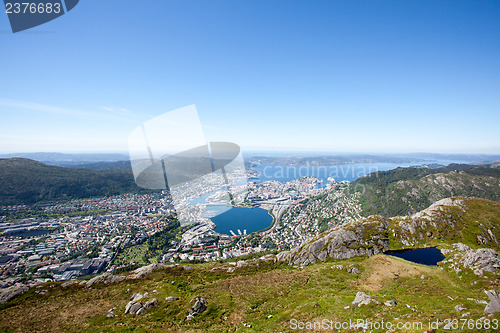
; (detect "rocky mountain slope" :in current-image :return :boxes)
[352,163,500,217]
[277,215,389,266]
[278,197,500,267]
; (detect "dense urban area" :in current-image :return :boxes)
[0,173,361,286]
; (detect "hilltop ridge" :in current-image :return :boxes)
[0,158,148,205]
[352,163,500,217]
[278,197,500,267]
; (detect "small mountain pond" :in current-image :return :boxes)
[385,247,445,265]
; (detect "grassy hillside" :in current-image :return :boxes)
[352,164,500,217]
[389,197,500,251]
[0,255,498,332]
[0,158,151,205]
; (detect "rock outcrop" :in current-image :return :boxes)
[442,243,500,276]
[459,248,500,275]
[127,301,143,315]
[126,263,176,280]
[130,293,144,303]
[186,296,208,321]
[86,272,112,288]
[0,285,29,304]
[278,197,500,267]
[77,264,179,290]
[122,290,159,316]
[277,218,389,266]
[351,292,381,307]
[144,298,158,309]
[210,255,277,272]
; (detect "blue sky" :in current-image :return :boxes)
[0,0,499,153]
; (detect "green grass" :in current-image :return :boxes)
[1,254,498,333]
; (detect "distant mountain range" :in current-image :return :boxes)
[0,152,129,168]
[245,153,500,167]
[0,158,150,206]
[2,152,500,169]
[1,157,499,209]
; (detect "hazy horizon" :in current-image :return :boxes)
[1,150,500,160]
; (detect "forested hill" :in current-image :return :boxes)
[351,163,500,218]
[0,158,151,205]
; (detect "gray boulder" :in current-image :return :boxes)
[187,296,208,319]
[130,293,143,302]
[453,243,471,252]
[107,307,117,318]
[352,292,381,307]
[84,272,126,287]
[128,302,143,315]
[183,265,194,271]
[136,307,147,316]
[347,266,361,274]
[384,300,397,307]
[124,301,134,314]
[144,298,158,309]
[484,290,500,314]
[166,296,179,301]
